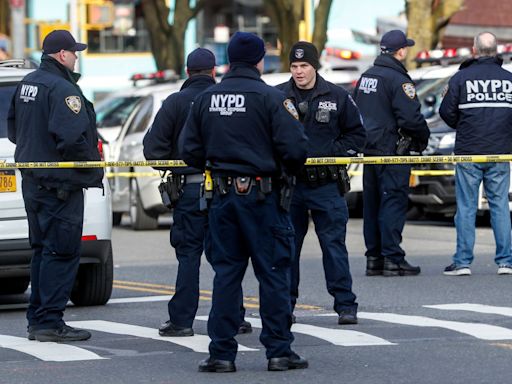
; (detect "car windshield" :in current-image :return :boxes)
[416,77,450,118]
[0,84,17,138]
[95,96,142,129]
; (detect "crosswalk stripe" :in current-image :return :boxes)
[353,312,512,340]
[0,335,104,362]
[195,316,393,346]
[67,320,258,353]
[424,303,512,317]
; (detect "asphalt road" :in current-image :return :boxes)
[1,216,511,384]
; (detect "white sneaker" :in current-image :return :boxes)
[443,263,471,276]
[497,265,512,275]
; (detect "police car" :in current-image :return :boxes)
[0,60,113,305]
[100,81,185,230]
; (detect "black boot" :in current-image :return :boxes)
[198,357,236,373]
[366,256,384,276]
[268,352,309,371]
[383,258,421,276]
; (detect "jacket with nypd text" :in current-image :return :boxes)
[353,54,430,155]
[439,56,512,155]
[143,74,216,174]
[179,63,308,177]
[7,55,103,190]
[276,74,366,158]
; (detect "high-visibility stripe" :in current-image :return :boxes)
[459,102,512,109]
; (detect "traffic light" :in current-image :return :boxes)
[85,0,114,29]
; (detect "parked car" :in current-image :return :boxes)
[0,61,113,305]
[106,68,367,230]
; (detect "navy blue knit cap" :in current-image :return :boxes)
[186,48,216,70]
[227,32,266,65]
[42,30,87,54]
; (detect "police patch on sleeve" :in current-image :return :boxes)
[402,83,416,99]
[283,99,299,120]
[65,96,82,114]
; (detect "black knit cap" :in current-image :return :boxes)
[289,41,320,70]
[227,32,266,65]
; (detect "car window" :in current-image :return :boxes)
[126,96,153,135]
[95,96,142,128]
[0,83,18,138]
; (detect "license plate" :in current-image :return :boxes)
[0,170,16,192]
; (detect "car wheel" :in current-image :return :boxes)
[129,178,158,230]
[70,244,114,306]
[0,277,30,294]
[112,212,123,226]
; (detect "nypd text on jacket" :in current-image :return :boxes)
[439,57,512,155]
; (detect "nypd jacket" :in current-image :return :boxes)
[276,74,366,158]
[353,54,430,155]
[143,74,215,174]
[439,57,512,155]
[179,63,308,177]
[7,55,103,190]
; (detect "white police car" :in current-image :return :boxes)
[0,60,113,305]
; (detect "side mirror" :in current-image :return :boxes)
[424,94,437,107]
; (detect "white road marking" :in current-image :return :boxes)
[195,316,393,346]
[0,335,104,362]
[326,312,512,341]
[424,303,512,317]
[67,320,258,353]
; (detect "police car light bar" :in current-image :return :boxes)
[325,47,361,60]
[130,69,179,85]
[416,44,512,66]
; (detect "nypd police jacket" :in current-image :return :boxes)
[143,74,215,174]
[277,74,366,158]
[353,54,429,155]
[179,63,308,177]
[439,56,512,155]
[7,55,103,190]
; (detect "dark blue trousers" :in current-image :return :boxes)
[22,178,84,331]
[290,181,357,314]
[168,182,246,328]
[363,164,411,263]
[168,182,208,328]
[207,189,294,361]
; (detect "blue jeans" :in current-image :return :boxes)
[454,162,512,267]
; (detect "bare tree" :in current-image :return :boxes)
[264,0,333,71]
[141,0,205,74]
[405,0,465,69]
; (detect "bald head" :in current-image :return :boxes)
[474,32,497,57]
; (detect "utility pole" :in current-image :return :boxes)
[9,0,25,59]
[69,0,80,71]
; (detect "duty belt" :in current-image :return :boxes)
[213,176,273,196]
[184,173,204,184]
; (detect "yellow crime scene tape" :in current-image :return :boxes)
[0,154,510,170]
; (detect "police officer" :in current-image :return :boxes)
[277,42,365,325]
[143,48,252,337]
[354,30,430,276]
[440,32,512,276]
[180,32,309,373]
[7,30,103,342]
